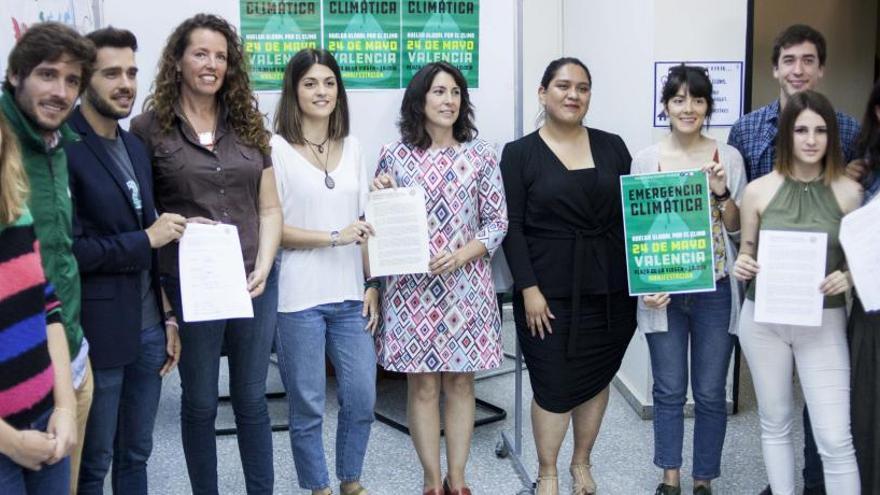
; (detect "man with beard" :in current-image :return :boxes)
[64,27,187,495]
[1,22,97,493]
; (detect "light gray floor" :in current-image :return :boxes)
[142,307,809,494]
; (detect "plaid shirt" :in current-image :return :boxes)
[727,99,861,182]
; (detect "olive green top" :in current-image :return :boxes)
[746,176,845,308]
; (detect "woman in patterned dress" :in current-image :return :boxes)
[372,62,508,495]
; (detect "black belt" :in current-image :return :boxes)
[526,226,614,359]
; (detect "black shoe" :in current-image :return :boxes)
[693,486,712,495]
[655,483,681,495]
[803,486,826,495]
[758,485,772,495]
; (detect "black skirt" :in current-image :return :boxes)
[849,296,880,492]
[514,290,636,413]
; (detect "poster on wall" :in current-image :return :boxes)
[653,61,743,127]
[0,0,103,75]
[240,1,321,91]
[238,0,480,91]
[402,0,479,88]
[620,170,716,295]
[322,0,400,89]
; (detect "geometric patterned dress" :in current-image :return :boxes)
[374,139,508,372]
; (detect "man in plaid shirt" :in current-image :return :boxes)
[729,24,860,495]
[728,24,860,183]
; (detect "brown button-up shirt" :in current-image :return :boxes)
[130,107,271,276]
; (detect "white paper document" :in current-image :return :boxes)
[840,197,880,312]
[178,223,253,322]
[365,187,431,277]
[754,229,827,327]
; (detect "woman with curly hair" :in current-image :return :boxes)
[131,13,281,495]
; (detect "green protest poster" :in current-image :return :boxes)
[620,170,715,295]
[240,1,321,91]
[322,0,401,89]
[402,0,479,87]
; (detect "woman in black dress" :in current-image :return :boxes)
[848,79,880,493]
[500,57,637,495]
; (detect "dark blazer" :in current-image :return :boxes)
[66,107,163,369]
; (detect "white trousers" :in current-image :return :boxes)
[739,300,860,495]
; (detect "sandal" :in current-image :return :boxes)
[340,484,367,495]
[570,464,597,495]
[535,474,559,495]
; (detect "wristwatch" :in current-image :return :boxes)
[330,230,340,247]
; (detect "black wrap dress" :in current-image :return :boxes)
[500,129,637,413]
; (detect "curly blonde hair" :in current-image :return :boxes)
[142,13,269,153]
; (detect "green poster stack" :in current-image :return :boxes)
[240,0,321,91]
[620,170,716,295]
[239,0,480,90]
[322,0,401,89]
[402,0,480,88]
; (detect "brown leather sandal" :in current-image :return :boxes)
[535,474,559,495]
[570,463,597,495]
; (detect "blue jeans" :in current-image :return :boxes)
[276,300,376,490]
[165,266,278,495]
[0,410,71,495]
[646,279,734,480]
[78,323,166,495]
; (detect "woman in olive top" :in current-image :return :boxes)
[735,90,862,494]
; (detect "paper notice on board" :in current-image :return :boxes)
[179,223,253,323]
[365,187,431,277]
[840,197,880,312]
[754,230,827,326]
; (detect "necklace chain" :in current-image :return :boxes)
[305,137,335,189]
[304,135,329,154]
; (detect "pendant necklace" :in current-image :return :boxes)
[306,138,334,189]
[797,171,823,192]
[181,109,217,149]
[304,135,329,154]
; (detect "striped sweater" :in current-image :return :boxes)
[0,209,59,428]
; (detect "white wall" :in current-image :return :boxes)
[521,0,563,134]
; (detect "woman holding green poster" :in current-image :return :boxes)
[735,91,862,494]
[631,65,747,495]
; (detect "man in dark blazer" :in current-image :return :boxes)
[65,27,186,495]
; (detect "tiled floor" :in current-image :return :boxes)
[142,307,808,494]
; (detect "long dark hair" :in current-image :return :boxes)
[856,79,880,173]
[274,48,349,144]
[143,13,269,153]
[775,90,844,185]
[398,62,476,150]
